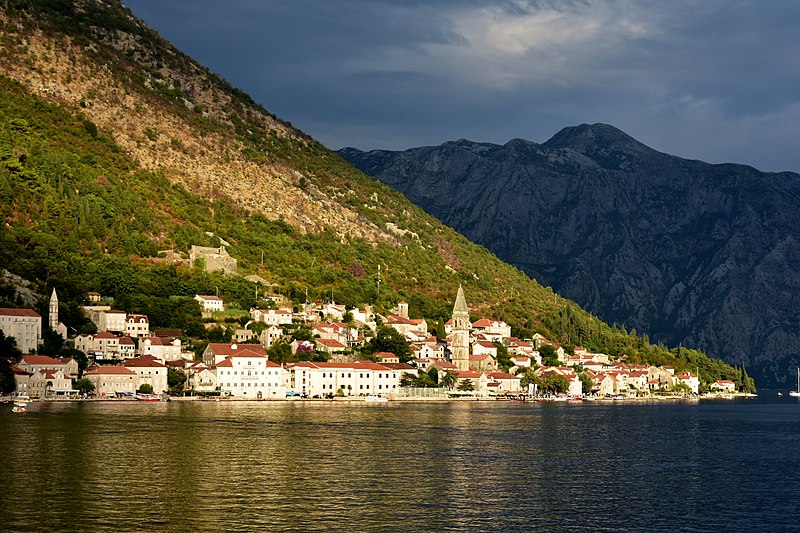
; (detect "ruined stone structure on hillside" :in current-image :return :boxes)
[189,245,238,275]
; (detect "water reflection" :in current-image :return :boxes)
[1,399,799,531]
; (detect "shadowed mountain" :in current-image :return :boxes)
[340,124,800,385]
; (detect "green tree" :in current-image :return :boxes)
[439,369,457,389]
[167,367,185,394]
[427,367,439,386]
[457,379,475,392]
[0,358,15,394]
[494,341,511,371]
[363,326,412,362]
[62,348,88,376]
[0,331,21,359]
[578,372,593,395]
[73,377,95,394]
[267,341,292,364]
[541,374,570,394]
[137,383,154,394]
[519,368,539,393]
[399,372,417,388]
[539,344,559,366]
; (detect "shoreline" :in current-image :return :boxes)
[4,392,757,404]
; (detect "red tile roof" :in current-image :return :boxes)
[207,343,267,357]
[0,307,40,317]
[20,355,64,366]
[316,338,347,348]
[123,355,167,368]
[85,365,137,375]
[10,365,32,376]
[487,371,518,380]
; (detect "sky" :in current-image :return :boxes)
[122,0,800,172]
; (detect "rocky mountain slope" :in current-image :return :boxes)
[339,125,800,385]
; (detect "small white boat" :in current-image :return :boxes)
[364,394,388,403]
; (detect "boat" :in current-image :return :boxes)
[12,401,28,413]
[364,394,388,403]
[790,368,800,397]
[136,393,160,402]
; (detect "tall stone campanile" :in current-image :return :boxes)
[49,288,59,331]
[49,288,67,339]
[450,285,471,371]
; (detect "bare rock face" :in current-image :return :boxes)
[340,124,800,386]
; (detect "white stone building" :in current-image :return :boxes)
[138,336,182,361]
[122,355,169,394]
[125,314,150,338]
[285,361,403,397]
[84,365,139,396]
[215,353,286,398]
[0,308,41,354]
[195,295,224,314]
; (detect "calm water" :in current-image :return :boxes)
[2,395,799,532]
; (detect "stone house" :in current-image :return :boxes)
[123,355,169,394]
[0,308,41,354]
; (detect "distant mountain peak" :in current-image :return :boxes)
[543,123,652,154]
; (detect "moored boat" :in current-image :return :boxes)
[364,394,388,403]
[136,393,160,402]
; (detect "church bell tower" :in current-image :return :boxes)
[450,285,471,371]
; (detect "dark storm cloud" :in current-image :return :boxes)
[123,0,800,171]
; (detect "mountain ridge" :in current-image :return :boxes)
[339,126,800,386]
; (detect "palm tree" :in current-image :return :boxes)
[439,369,457,389]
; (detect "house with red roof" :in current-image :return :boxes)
[123,355,168,394]
[384,314,428,337]
[472,340,498,358]
[195,295,224,314]
[97,310,127,333]
[285,361,404,397]
[75,332,121,359]
[486,371,521,393]
[455,371,489,395]
[125,314,150,338]
[374,352,399,364]
[84,365,138,396]
[469,353,498,372]
[138,336,183,361]
[17,355,78,377]
[674,372,699,394]
[250,307,294,326]
[0,307,41,354]
[202,343,267,366]
[186,362,217,392]
[710,379,736,393]
[471,318,512,342]
[315,338,348,354]
[12,365,74,398]
[215,352,286,398]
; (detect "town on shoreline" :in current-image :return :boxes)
[2,285,748,403]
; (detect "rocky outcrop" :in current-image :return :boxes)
[340,124,800,385]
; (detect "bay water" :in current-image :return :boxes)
[2,395,798,532]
